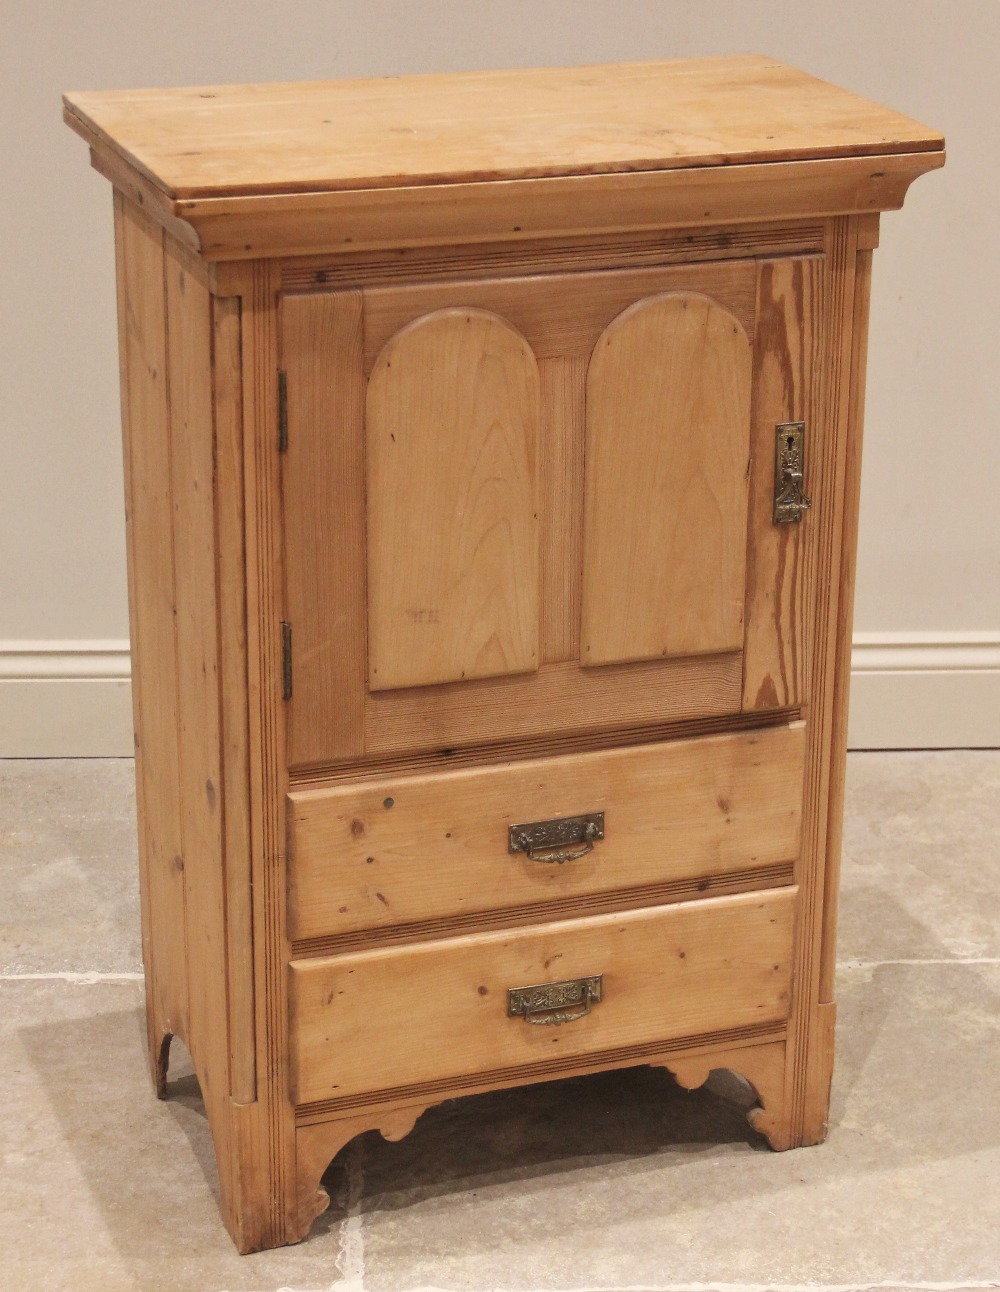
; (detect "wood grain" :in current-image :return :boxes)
[64,57,942,199]
[362,262,757,369]
[781,216,861,1151]
[236,259,297,1249]
[290,889,796,1104]
[164,236,239,1214]
[279,221,828,292]
[539,356,585,663]
[288,723,804,941]
[363,652,742,758]
[742,257,822,709]
[296,1018,786,1121]
[366,309,540,690]
[582,292,752,666]
[212,293,256,1104]
[116,200,189,1051]
[282,290,366,765]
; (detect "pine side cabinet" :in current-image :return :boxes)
[65,57,944,1252]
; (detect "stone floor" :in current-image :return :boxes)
[1,752,999,1292]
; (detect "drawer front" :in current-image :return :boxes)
[288,723,804,942]
[289,888,796,1105]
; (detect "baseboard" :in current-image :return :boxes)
[1,634,998,756]
[847,631,1000,749]
[0,642,133,757]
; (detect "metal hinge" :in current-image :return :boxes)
[281,621,292,700]
[277,369,288,453]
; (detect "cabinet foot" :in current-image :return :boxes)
[293,1105,429,1243]
[663,1040,793,1151]
[150,1029,172,1100]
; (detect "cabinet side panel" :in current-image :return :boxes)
[163,237,237,1205]
[283,291,366,767]
[742,257,820,709]
[367,309,541,690]
[582,292,752,666]
[117,198,189,1045]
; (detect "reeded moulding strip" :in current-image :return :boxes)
[280,221,827,291]
[290,860,796,958]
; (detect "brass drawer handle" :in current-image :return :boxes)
[508,811,604,864]
[507,975,603,1026]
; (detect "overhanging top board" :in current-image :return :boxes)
[64,55,943,201]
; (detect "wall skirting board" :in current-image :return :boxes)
[847,631,1000,750]
[0,642,133,758]
[0,633,997,756]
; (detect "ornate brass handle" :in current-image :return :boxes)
[525,821,600,864]
[508,811,604,865]
[773,421,812,523]
[507,975,603,1026]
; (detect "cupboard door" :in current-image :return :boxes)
[581,292,752,666]
[366,309,540,691]
[281,256,814,769]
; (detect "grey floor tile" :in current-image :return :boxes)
[351,962,1000,1290]
[2,979,343,1291]
[840,750,1000,963]
[4,752,999,1290]
[0,759,141,973]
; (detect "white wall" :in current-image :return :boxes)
[2,0,997,753]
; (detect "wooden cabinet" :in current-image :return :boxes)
[65,56,943,1252]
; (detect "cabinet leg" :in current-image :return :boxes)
[149,1026,172,1100]
[293,1106,429,1244]
[664,1041,793,1151]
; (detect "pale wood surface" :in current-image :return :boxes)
[289,889,796,1104]
[172,152,946,262]
[212,293,256,1105]
[74,57,944,1253]
[362,654,743,760]
[741,256,821,709]
[288,723,804,941]
[821,247,873,1004]
[362,262,757,368]
[233,260,298,1247]
[539,356,585,664]
[282,290,367,766]
[116,201,189,1051]
[582,291,752,666]
[780,216,862,1150]
[64,56,942,200]
[279,221,828,293]
[366,309,540,690]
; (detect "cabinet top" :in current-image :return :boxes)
[65,55,942,201]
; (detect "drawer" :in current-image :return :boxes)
[287,722,804,943]
[289,887,796,1105]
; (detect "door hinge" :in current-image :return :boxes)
[281,621,292,700]
[277,369,288,453]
